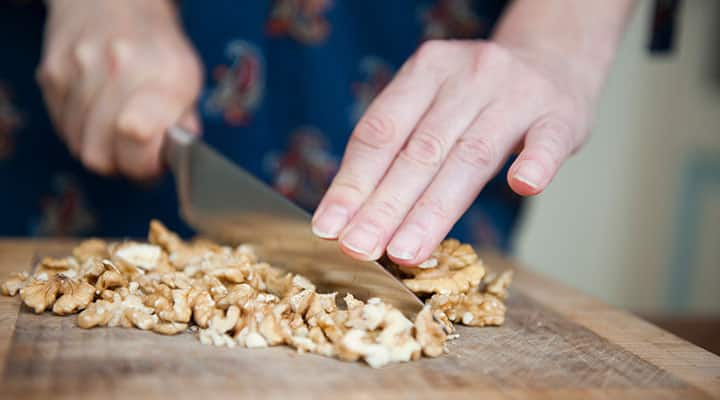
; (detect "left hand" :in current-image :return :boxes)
[312,39,594,264]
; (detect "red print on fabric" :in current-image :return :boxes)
[0,83,23,160]
[266,127,338,209]
[33,173,96,237]
[420,0,483,40]
[267,0,333,44]
[350,56,394,123]
[205,40,264,126]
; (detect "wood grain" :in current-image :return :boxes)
[0,240,718,400]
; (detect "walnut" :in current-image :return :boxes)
[258,311,285,346]
[337,298,421,368]
[148,219,184,253]
[1,272,29,296]
[287,288,314,314]
[156,289,191,323]
[403,264,485,295]
[72,239,109,263]
[52,277,96,315]
[20,274,94,315]
[188,288,216,328]
[483,270,513,300]
[209,267,245,284]
[0,220,511,368]
[111,242,169,273]
[95,268,127,291]
[429,292,506,327]
[235,306,269,349]
[199,305,240,346]
[124,309,158,330]
[414,306,446,357]
[433,239,479,269]
[399,239,486,295]
[152,322,188,335]
[305,292,336,322]
[78,290,153,329]
[155,272,191,289]
[217,284,254,309]
[20,278,59,313]
[38,256,79,271]
[77,300,114,328]
[399,239,478,277]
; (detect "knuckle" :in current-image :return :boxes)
[369,198,404,221]
[416,40,447,61]
[471,41,509,75]
[37,55,65,87]
[400,130,446,167]
[330,177,368,202]
[453,135,496,170]
[72,40,99,74]
[352,114,397,150]
[108,37,136,70]
[416,197,452,223]
[533,116,575,160]
[115,113,152,143]
[81,148,112,176]
[409,40,451,80]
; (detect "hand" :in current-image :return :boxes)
[37,0,203,179]
[313,39,595,264]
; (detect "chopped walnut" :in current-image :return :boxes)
[414,305,446,357]
[0,221,512,368]
[20,274,94,315]
[73,239,109,263]
[153,322,189,335]
[483,270,513,300]
[1,272,29,296]
[399,239,487,295]
[403,264,485,295]
[111,242,169,273]
[429,292,506,327]
[52,277,96,315]
[39,256,79,271]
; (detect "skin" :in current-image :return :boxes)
[39,0,635,264]
[38,0,202,179]
[312,0,636,265]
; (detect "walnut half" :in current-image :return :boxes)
[20,274,95,315]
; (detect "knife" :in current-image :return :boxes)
[163,126,424,317]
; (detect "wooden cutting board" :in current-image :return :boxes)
[0,240,718,400]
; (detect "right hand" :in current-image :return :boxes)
[37,0,203,179]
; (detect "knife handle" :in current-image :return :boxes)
[164,126,196,174]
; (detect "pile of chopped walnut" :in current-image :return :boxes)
[0,221,511,368]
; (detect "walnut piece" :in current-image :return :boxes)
[429,292,506,327]
[73,239,109,263]
[1,272,29,296]
[414,305,447,357]
[483,270,513,300]
[403,264,485,295]
[20,274,94,315]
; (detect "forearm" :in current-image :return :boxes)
[493,0,636,99]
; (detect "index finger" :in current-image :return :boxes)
[311,57,443,240]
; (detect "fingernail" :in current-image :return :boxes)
[388,224,425,260]
[513,160,544,189]
[341,223,381,258]
[312,205,349,239]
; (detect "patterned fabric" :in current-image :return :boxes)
[0,0,522,251]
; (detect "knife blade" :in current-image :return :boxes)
[164,127,424,317]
